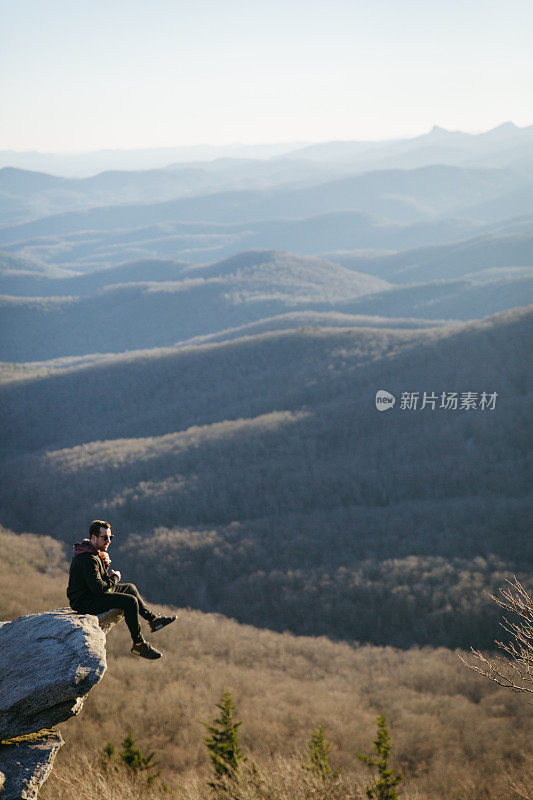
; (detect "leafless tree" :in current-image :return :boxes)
[460,577,533,694]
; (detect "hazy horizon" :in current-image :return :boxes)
[1,121,532,158]
[2,0,532,152]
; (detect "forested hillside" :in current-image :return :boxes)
[1,307,530,647]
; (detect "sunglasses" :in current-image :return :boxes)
[97,533,114,541]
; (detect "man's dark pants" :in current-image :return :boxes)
[73,583,154,643]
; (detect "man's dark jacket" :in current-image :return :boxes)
[67,539,119,608]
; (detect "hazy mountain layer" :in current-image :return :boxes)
[2,219,530,291]
[0,212,489,271]
[0,166,521,251]
[0,158,350,224]
[0,252,391,361]
[326,228,533,283]
[2,241,531,362]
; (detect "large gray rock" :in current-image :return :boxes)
[0,730,64,800]
[0,608,121,741]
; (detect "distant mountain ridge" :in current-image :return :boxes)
[0,158,344,225]
[1,122,531,177]
[288,122,533,170]
[0,141,308,176]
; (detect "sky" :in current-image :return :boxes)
[1,0,532,152]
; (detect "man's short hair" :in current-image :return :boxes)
[89,520,111,539]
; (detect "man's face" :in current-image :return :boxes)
[93,526,112,550]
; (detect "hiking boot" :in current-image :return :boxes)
[149,614,177,633]
[131,639,162,659]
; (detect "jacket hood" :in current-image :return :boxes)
[72,538,98,558]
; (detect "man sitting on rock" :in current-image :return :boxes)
[67,519,176,660]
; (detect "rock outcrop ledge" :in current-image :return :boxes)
[0,608,123,799]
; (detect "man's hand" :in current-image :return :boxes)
[110,569,121,582]
[100,551,111,567]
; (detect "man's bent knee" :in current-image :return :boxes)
[113,593,139,614]
[116,582,138,595]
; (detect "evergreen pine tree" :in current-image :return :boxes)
[358,715,402,800]
[306,723,334,779]
[202,689,246,792]
[119,728,159,782]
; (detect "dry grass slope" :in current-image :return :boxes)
[0,526,531,800]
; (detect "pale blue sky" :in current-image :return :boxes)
[1,0,532,151]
